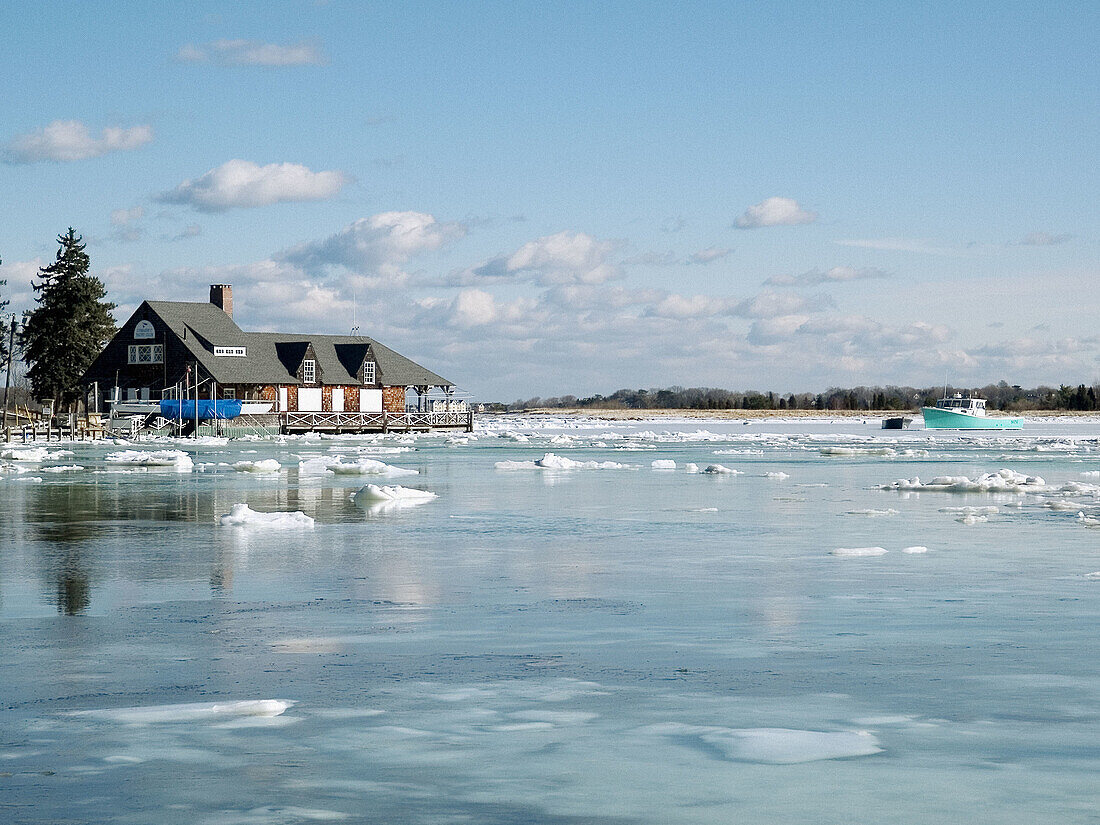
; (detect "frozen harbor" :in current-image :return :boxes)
[2,415,1100,823]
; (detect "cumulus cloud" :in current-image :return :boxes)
[687,247,731,264]
[177,39,326,67]
[452,231,620,286]
[159,159,350,212]
[732,290,834,319]
[647,294,738,319]
[765,266,889,287]
[110,207,144,226]
[5,120,152,163]
[281,211,464,286]
[734,197,816,229]
[1018,231,1071,246]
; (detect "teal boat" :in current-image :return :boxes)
[921,394,1023,430]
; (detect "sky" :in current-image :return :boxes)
[1,1,1097,401]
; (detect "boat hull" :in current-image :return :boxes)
[921,407,1022,430]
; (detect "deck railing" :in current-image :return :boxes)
[283,409,473,432]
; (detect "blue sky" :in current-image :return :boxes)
[1,1,1096,400]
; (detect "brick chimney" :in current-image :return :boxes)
[210,284,233,318]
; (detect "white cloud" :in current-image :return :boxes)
[110,207,145,226]
[177,39,326,67]
[733,290,834,319]
[455,231,619,286]
[747,315,811,345]
[1018,231,1071,246]
[687,247,731,264]
[159,159,350,212]
[648,294,737,319]
[734,197,816,229]
[833,237,982,257]
[5,120,153,163]
[765,266,889,287]
[282,211,464,285]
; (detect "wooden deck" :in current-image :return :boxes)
[282,409,473,433]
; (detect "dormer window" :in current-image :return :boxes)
[302,359,316,384]
[362,359,375,384]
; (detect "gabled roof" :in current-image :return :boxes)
[103,300,454,388]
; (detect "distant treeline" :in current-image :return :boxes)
[495,382,1100,413]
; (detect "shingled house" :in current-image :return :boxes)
[82,285,467,433]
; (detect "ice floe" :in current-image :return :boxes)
[71,699,294,724]
[232,459,282,473]
[105,449,194,471]
[764,471,790,479]
[219,504,314,528]
[902,545,930,553]
[494,452,633,470]
[353,484,437,507]
[651,459,677,470]
[643,722,881,763]
[881,468,1046,493]
[830,547,888,556]
[820,446,897,457]
[1,446,74,461]
[298,455,418,476]
[847,508,899,517]
[702,464,741,475]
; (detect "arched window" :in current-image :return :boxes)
[134,320,155,340]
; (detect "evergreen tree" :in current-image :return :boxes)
[20,229,116,411]
[0,255,9,364]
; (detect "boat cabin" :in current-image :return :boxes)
[935,394,986,416]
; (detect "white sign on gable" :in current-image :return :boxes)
[134,320,155,340]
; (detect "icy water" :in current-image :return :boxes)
[2,415,1100,824]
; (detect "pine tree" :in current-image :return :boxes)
[0,255,9,364]
[20,229,116,411]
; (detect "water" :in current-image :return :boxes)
[2,416,1099,823]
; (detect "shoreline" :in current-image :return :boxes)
[493,408,1100,422]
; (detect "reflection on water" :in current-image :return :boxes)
[1,421,1100,823]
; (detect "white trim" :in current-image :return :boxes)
[214,346,247,357]
[302,359,316,384]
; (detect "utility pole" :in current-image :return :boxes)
[2,315,16,431]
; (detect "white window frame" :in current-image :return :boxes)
[214,346,247,357]
[362,359,375,384]
[222,387,236,400]
[302,359,316,384]
[127,344,164,364]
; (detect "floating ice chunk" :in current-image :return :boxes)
[106,449,194,470]
[495,452,634,470]
[881,468,1046,493]
[354,484,437,506]
[1085,571,1100,579]
[1,446,74,461]
[219,504,314,528]
[38,465,85,473]
[651,459,677,470]
[902,545,930,554]
[820,446,897,457]
[830,547,888,557]
[299,455,418,477]
[13,476,43,483]
[1041,500,1079,511]
[73,699,294,724]
[764,471,790,479]
[847,508,899,517]
[702,464,741,475]
[232,459,282,473]
[700,727,882,764]
[1078,513,1100,528]
[957,514,989,525]
[494,459,539,470]
[684,463,700,474]
[940,506,998,515]
[1081,471,1100,479]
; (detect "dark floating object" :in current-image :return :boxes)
[881,416,913,429]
